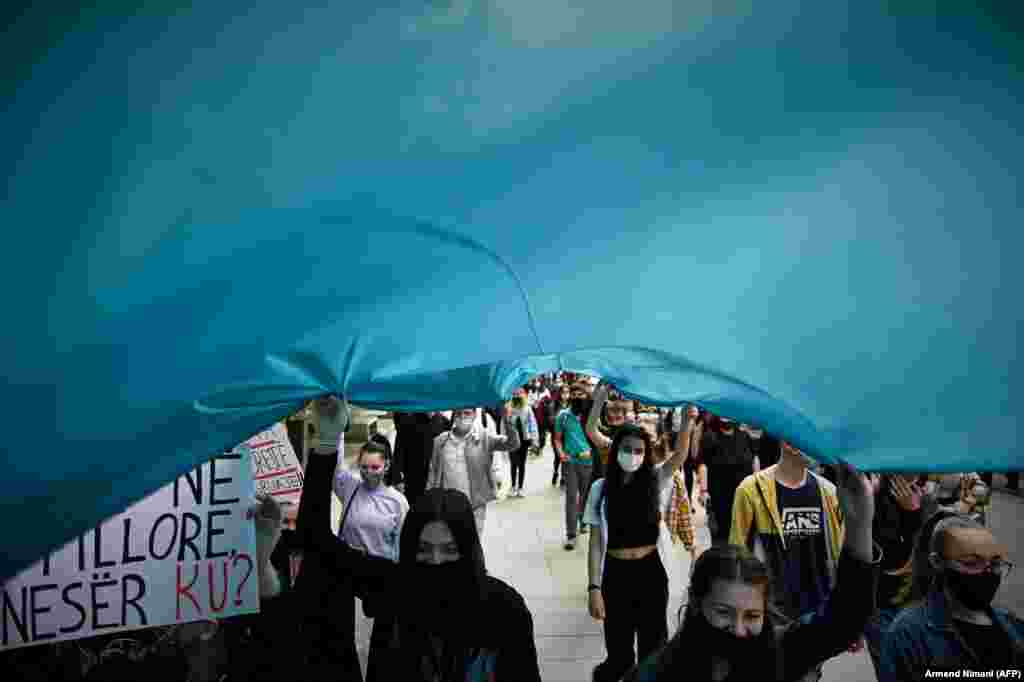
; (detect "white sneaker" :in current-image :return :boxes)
[518,489,525,498]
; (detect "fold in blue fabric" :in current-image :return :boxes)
[1,1,1020,580]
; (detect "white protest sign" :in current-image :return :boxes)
[1,453,257,650]
[239,423,304,527]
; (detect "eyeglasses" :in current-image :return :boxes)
[941,556,1014,578]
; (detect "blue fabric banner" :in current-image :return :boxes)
[1,2,1020,580]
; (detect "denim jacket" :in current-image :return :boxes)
[878,588,1024,681]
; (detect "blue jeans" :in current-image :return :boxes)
[864,606,901,678]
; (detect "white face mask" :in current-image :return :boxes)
[618,451,644,473]
[456,414,475,432]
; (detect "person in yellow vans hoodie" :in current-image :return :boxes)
[730,440,848,681]
[730,439,845,621]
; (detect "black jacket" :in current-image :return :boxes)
[378,575,542,682]
[701,429,755,527]
[392,412,451,490]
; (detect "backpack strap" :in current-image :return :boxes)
[338,484,359,535]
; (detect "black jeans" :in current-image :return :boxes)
[552,446,562,482]
[593,551,669,682]
[365,614,395,682]
[510,445,529,489]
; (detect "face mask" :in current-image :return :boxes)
[361,468,386,487]
[618,451,644,473]
[512,397,526,408]
[455,414,475,432]
[414,560,474,616]
[688,609,766,660]
[945,569,1001,610]
[571,398,587,415]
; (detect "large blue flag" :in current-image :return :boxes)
[1,2,1020,580]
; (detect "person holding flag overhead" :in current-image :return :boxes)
[584,383,697,682]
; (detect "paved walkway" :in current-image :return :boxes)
[348,437,880,681]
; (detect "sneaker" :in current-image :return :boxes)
[564,536,577,550]
[518,489,526,498]
[579,523,589,535]
[552,477,559,486]
[560,479,567,489]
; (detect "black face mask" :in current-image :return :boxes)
[945,569,1001,610]
[687,608,767,661]
[570,398,587,415]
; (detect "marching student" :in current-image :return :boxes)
[585,401,696,682]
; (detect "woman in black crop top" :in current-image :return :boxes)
[585,403,696,682]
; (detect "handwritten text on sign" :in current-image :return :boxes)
[1,454,257,650]
[243,423,304,525]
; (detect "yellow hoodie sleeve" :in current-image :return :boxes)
[729,482,755,548]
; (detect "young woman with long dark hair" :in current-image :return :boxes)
[584,398,697,682]
[378,487,541,680]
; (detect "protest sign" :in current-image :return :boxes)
[238,423,304,527]
[1,453,257,650]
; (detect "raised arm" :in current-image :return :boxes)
[663,405,699,471]
[333,448,360,502]
[780,463,879,679]
[295,446,348,573]
[585,383,613,452]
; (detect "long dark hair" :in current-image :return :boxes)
[601,424,660,526]
[360,433,392,463]
[628,545,779,680]
[399,488,486,579]
[393,488,489,675]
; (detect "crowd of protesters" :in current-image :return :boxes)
[4,372,1022,681]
